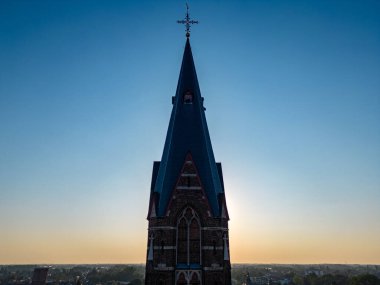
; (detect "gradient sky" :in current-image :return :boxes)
[0,0,379,265]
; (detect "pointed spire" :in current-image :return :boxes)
[152,38,224,217]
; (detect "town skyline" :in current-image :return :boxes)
[0,0,379,265]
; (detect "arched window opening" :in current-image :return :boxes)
[185,208,193,220]
[176,207,201,265]
[189,218,200,264]
[190,272,200,285]
[176,272,187,285]
[177,218,188,264]
[184,91,193,104]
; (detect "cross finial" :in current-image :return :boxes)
[177,3,198,38]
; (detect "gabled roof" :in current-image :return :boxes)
[153,38,224,217]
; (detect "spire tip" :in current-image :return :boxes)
[177,4,198,38]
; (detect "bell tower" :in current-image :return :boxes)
[145,8,231,285]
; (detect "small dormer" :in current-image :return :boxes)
[183,91,193,104]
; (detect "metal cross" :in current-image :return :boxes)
[177,3,198,38]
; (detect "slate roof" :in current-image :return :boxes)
[152,38,224,217]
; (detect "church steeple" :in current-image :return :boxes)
[151,38,224,217]
[145,10,231,284]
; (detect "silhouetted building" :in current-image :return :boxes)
[243,273,254,285]
[31,267,49,285]
[144,19,231,285]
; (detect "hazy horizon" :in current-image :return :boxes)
[1,262,379,266]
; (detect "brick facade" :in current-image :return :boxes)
[145,157,231,284]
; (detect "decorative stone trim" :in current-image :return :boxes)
[181,173,197,177]
[204,267,223,271]
[202,246,223,250]
[148,226,176,230]
[176,186,202,190]
[154,266,174,271]
[175,270,202,284]
[153,246,176,250]
[201,227,228,231]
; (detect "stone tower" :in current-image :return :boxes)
[145,37,231,285]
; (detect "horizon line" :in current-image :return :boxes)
[1,262,379,266]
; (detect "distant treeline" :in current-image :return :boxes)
[232,264,380,285]
[1,264,379,285]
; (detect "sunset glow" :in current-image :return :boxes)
[0,0,379,265]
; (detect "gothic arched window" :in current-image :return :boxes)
[177,218,188,264]
[190,272,200,285]
[177,272,187,285]
[176,207,201,265]
[189,218,200,264]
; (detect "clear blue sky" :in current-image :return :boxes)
[0,0,379,264]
